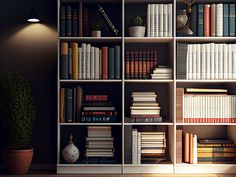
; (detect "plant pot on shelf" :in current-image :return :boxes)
[91,30,101,37]
[3,148,33,175]
[129,26,145,37]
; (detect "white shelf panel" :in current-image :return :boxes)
[59,37,122,43]
[60,123,122,126]
[176,37,236,43]
[125,79,174,83]
[176,123,236,126]
[124,122,174,125]
[177,0,234,3]
[57,164,122,174]
[60,79,122,83]
[123,164,174,173]
[176,79,236,83]
[125,37,173,43]
[175,164,236,174]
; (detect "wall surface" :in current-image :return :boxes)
[0,0,57,167]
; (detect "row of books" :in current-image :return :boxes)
[132,129,166,164]
[147,4,173,37]
[177,88,236,123]
[60,5,80,37]
[189,4,236,37]
[177,43,236,80]
[183,133,198,164]
[125,50,158,79]
[60,42,121,80]
[85,126,115,159]
[130,92,162,123]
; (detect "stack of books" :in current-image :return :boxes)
[60,42,121,80]
[177,43,236,80]
[84,126,116,164]
[198,139,236,163]
[81,95,117,123]
[183,133,198,164]
[151,66,172,79]
[147,4,173,37]
[130,92,162,123]
[132,129,166,164]
[189,4,236,37]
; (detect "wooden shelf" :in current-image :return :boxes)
[124,37,173,43]
[60,123,122,126]
[124,79,174,83]
[124,123,174,125]
[59,37,122,43]
[176,79,236,83]
[176,37,236,43]
[176,123,236,126]
[60,79,122,83]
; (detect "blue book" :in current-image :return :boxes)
[65,88,73,123]
[229,4,236,36]
[66,5,72,37]
[72,8,78,37]
[190,5,197,36]
[108,48,115,79]
[60,43,68,79]
[197,4,204,37]
[223,4,229,37]
[115,46,121,79]
[60,6,66,37]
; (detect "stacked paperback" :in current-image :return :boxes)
[189,4,236,37]
[60,42,121,80]
[84,126,116,164]
[81,94,117,123]
[147,4,173,37]
[177,43,236,80]
[198,139,236,163]
[132,129,166,164]
[183,132,198,164]
[151,66,172,79]
[130,92,162,123]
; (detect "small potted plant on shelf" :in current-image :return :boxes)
[129,16,146,37]
[0,72,36,175]
[91,21,103,37]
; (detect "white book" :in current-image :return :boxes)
[147,4,151,37]
[206,43,211,80]
[192,44,197,80]
[81,43,87,79]
[201,44,206,80]
[78,47,82,79]
[90,46,95,80]
[228,44,233,79]
[94,47,100,79]
[86,44,91,79]
[188,44,193,79]
[210,43,215,80]
[168,4,172,37]
[196,44,201,80]
[150,4,155,37]
[214,44,219,80]
[159,4,164,37]
[218,44,224,79]
[137,132,141,164]
[223,44,228,79]
[163,4,168,37]
[132,129,138,164]
[216,4,223,37]
[154,4,159,37]
[232,44,236,79]
[186,44,189,79]
[100,49,102,79]
[193,134,198,164]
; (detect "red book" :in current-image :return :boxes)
[102,47,108,79]
[125,51,130,79]
[204,4,211,37]
[130,51,135,79]
[184,133,190,163]
[189,133,193,164]
[134,51,139,79]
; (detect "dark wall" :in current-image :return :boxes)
[0,0,57,165]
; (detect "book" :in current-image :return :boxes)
[223,4,229,37]
[65,88,73,122]
[60,42,69,79]
[184,133,190,163]
[184,88,228,93]
[197,4,204,37]
[66,5,72,37]
[60,88,65,123]
[108,48,115,79]
[115,46,121,79]
[83,8,89,37]
[204,4,210,37]
[229,4,236,37]
[76,86,83,122]
[211,4,216,37]
[216,4,223,37]
[60,6,66,37]
[72,8,78,37]
[102,47,108,79]
[72,43,78,80]
[176,129,183,163]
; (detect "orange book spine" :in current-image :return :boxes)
[72,43,78,80]
[60,88,65,123]
[189,133,194,164]
[184,133,190,163]
[204,4,211,37]
[125,51,130,79]
[102,47,108,79]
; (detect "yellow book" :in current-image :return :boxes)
[72,43,78,80]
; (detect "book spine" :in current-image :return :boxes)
[125,51,130,79]
[83,8,89,37]
[189,133,193,164]
[223,44,228,79]
[134,51,139,79]
[210,43,215,80]
[196,44,201,80]
[115,46,121,79]
[66,88,73,122]
[154,4,159,37]
[229,4,236,37]
[130,51,135,79]
[163,4,168,37]
[60,6,66,37]
[197,4,204,37]
[150,4,154,37]
[159,4,164,37]
[60,42,69,79]
[68,45,72,79]
[78,47,82,79]
[72,43,78,80]
[60,88,65,123]
[204,4,210,37]
[184,133,190,163]
[90,46,95,79]
[102,47,108,79]
[138,51,143,79]
[228,44,232,79]
[211,4,216,37]
[132,129,138,164]
[95,47,100,79]
[86,44,91,79]
[66,5,72,37]
[216,4,223,37]
[72,8,78,37]
[168,4,172,37]
[108,48,115,79]
[76,86,83,123]
[147,4,151,37]
[223,4,229,37]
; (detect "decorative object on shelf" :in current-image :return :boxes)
[176,9,193,36]
[129,16,146,37]
[91,21,103,37]
[0,72,36,175]
[62,134,80,163]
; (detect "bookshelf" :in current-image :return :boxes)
[57,0,236,174]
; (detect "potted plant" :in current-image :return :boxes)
[129,16,146,37]
[91,22,103,37]
[0,72,36,175]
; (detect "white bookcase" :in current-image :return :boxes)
[57,0,236,174]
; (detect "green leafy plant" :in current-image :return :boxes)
[91,21,103,31]
[0,72,36,149]
[130,16,145,26]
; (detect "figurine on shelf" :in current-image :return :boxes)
[62,134,80,163]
